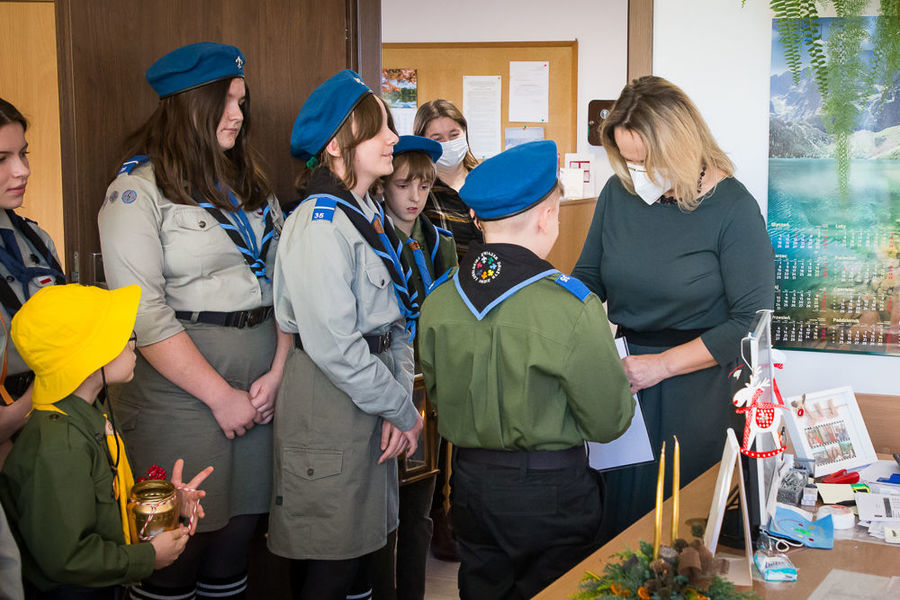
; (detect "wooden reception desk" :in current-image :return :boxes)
[534,455,899,599]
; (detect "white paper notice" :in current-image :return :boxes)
[463,76,502,159]
[509,61,549,123]
[586,338,654,472]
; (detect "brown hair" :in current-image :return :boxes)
[0,98,28,132]
[413,99,478,172]
[601,76,733,211]
[383,151,437,190]
[117,78,272,211]
[295,93,391,197]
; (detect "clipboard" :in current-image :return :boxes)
[586,337,655,472]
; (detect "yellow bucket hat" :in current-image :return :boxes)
[11,284,141,407]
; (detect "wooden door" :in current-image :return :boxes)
[55,0,381,283]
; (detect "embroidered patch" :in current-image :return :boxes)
[471,251,501,284]
[107,190,119,204]
[121,189,137,204]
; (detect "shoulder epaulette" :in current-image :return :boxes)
[435,226,454,239]
[310,197,337,223]
[431,267,457,291]
[117,155,149,176]
[554,273,592,302]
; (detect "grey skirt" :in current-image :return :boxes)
[111,318,276,532]
[267,348,400,560]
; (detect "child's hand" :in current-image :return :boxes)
[249,369,281,424]
[171,459,214,535]
[150,525,189,569]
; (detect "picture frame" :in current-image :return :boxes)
[783,386,878,477]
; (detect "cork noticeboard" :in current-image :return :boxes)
[382,41,578,156]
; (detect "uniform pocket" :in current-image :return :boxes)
[284,448,343,481]
[173,207,217,232]
[281,447,344,518]
[365,263,390,289]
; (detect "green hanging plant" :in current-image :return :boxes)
[744,0,900,200]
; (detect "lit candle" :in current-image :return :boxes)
[671,436,680,544]
[653,440,666,560]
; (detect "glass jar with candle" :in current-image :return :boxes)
[128,479,179,541]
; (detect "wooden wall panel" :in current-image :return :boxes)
[0,1,64,266]
[56,0,380,283]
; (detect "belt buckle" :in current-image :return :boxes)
[380,330,392,352]
[235,311,248,328]
[246,309,258,328]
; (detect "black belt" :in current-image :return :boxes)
[616,325,708,348]
[293,330,392,354]
[175,306,273,329]
[3,371,34,398]
[455,446,586,471]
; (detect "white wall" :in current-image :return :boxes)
[654,0,897,397]
[382,0,628,181]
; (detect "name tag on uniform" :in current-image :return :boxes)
[32,275,55,288]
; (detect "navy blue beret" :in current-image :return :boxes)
[290,70,373,160]
[459,140,559,220]
[393,135,442,162]
[146,42,245,98]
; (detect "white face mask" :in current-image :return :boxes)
[626,163,672,205]
[436,137,469,168]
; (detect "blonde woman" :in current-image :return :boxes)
[572,76,774,543]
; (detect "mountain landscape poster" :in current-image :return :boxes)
[767,16,900,355]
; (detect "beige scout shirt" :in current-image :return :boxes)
[0,211,62,375]
[273,192,419,431]
[98,163,283,346]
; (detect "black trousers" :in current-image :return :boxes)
[450,454,603,600]
[371,474,437,600]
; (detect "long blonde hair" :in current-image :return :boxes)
[601,76,733,211]
[413,99,478,172]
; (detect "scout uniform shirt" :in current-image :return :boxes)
[98,161,283,346]
[0,395,155,591]
[0,211,64,376]
[419,242,635,451]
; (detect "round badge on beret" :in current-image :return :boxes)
[146,42,245,98]
[290,70,373,160]
[393,135,442,163]
[460,140,559,220]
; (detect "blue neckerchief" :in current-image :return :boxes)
[304,193,420,340]
[0,228,65,303]
[407,239,435,292]
[194,190,274,282]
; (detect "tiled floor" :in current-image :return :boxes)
[424,554,461,599]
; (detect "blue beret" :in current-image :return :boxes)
[290,70,373,160]
[146,42,245,98]
[459,140,559,220]
[393,136,442,162]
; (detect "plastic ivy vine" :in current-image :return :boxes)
[744,0,900,199]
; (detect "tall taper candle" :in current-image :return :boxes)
[653,441,666,560]
[671,436,680,544]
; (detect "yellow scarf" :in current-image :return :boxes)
[32,404,136,544]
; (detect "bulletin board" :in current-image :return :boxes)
[382,41,578,156]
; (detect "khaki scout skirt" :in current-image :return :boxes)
[267,348,400,560]
[110,319,276,533]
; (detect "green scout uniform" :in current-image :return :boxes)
[270,169,420,560]
[98,160,283,532]
[0,395,155,591]
[419,241,635,599]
